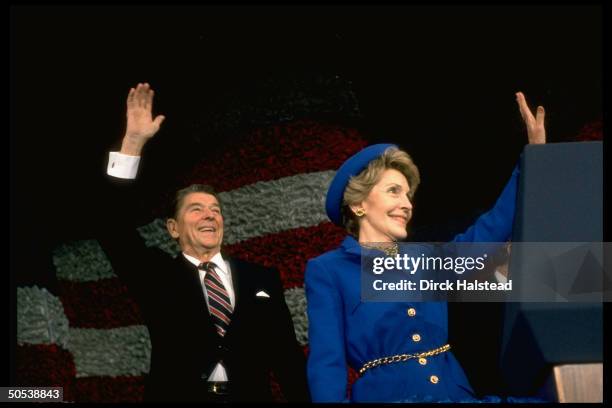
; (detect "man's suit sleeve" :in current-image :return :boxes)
[267,268,311,402]
[452,164,519,243]
[96,162,162,307]
[304,258,349,402]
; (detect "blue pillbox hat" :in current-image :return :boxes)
[325,143,397,226]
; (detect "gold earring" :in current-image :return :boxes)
[354,208,366,217]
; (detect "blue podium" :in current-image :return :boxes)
[500,142,603,401]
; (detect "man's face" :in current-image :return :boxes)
[167,192,224,256]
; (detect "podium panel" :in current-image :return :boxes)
[500,142,603,397]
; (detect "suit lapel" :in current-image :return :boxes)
[224,257,252,338]
[176,254,218,338]
[227,257,241,308]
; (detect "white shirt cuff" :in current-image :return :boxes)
[107,151,140,179]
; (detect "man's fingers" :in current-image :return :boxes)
[133,84,141,107]
[134,83,145,108]
[144,89,154,110]
[153,115,165,128]
[138,83,152,109]
[138,83,147,108]
[127,88,136,108]
[127,83,159,132]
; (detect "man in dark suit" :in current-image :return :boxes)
[100,82,310,402]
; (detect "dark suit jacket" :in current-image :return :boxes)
[98,176,309,402]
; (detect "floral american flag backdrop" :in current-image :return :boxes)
[16,77,366,402]
[16,69,602,401]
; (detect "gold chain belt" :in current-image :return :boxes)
[358,343,451,376]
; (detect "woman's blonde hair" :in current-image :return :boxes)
[341,147,420,237]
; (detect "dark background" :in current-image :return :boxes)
[11,5,602,246]
[8,4,604,395]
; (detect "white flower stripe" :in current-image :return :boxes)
[67,326,151,377]
[219,170,334,244]
[17,286,70,348]
[18,287,152,377]
[137,219,181,257]
[53,240,117,282]
[283,287,308,346]
[138,170,335,249]
[15,285,308,377]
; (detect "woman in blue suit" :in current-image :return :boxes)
[305,92,546,402]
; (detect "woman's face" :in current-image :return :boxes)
[354,168,413,242]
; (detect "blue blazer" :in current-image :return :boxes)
[305,166,519,402]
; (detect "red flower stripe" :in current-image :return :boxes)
[74,376,144,402]
[223,221,348,290]
[57,279,144,328]
[269,371,285,402]
[15,344,77,402]
[575,119,602,141]
[179,119,367,193]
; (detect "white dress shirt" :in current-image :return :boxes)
[183,252,235,382]
[107,151,234,382]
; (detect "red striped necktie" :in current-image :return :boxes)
[199,262,233,337]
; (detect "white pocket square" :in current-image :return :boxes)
[256,291,270,298]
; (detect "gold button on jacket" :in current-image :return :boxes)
[412,334,421,342]
[430,375,439,384]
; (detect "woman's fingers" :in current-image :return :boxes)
[516,91,546,144]
[516,91,534,123]
[536,105,545,128]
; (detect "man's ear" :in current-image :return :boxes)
[166,218,180,239]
